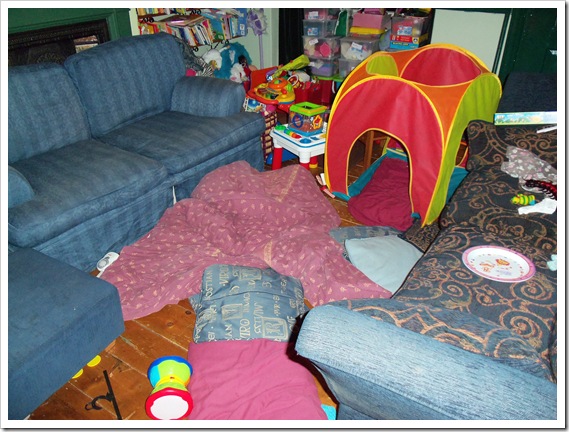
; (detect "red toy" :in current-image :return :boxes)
[524,179,557,200]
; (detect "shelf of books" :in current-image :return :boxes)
[137,8,248,47]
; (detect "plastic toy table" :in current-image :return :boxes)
[270,124,327,170]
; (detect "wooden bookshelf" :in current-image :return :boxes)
[137,8,247,48]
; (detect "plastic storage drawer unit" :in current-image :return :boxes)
[340,36,381,61]
[303,35,341,59]
[308,56,339,77]
[304,8,340,20]
[303,19,337,37]
[339,58,363,78]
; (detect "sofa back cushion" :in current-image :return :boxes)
[8,63,91,163]
[64,33,185,137]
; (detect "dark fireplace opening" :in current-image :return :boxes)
[9,19,110,66]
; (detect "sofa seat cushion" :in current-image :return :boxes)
[8,248,124,419]
[99,110,265,175]
[395,223,556,364]
[440,165,557,251]
[329,298,553,381]
[9,140,168,248]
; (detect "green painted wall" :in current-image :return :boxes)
[8,8,132,40]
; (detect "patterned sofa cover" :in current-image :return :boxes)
[296,120,557,420]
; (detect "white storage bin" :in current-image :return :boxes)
[340,36,381,61]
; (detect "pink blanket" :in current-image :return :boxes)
[187,339,327,420]
[103,162,391,320]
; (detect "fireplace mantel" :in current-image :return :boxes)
[8,8,132,38]
[8,8,132,66]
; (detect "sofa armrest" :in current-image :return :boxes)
[296,305,557,420]
[8,166,34,208]
[171,76,245,117]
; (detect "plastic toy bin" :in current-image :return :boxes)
[288,102,327,136]
[304,8,340,20]
[303,36,341,59]
[339,58,362,78]
[303,19,337,37]
[340,36,381,61]
[308,55,339,77]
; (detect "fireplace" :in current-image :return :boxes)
[8,19,110,66]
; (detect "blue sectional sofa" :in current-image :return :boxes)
[7,33,265,419]
[8,32,266,271]
[296,73,558,420]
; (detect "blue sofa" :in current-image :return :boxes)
[296,73,558,420]
[8,32,266,272]
[7,33,265,419]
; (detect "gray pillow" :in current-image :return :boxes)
[345,235,423,294]
[190,264,307,343]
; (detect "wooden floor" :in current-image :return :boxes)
[29,138,382,421]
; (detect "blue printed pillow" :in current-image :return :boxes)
[190,264,307,343]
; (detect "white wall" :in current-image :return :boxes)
[430,9,508,72]
[128,8,279,69]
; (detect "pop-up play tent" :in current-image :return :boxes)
[324,43,502,226]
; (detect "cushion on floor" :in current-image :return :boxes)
[190,264,307,343]
[345,235,423,294]
[187,338,327,420]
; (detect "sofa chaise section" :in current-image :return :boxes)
[8,248,125,419]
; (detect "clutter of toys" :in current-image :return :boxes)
[138,8,434,166]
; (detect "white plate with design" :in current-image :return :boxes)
[462,245,536,283]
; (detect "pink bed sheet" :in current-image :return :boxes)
[187,339,327,420]
[102,161,391,320]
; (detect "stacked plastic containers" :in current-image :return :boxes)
[302,8,341,77]
[338,12,385,78]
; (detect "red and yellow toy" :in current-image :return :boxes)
[247,54,310,106]
[250,77,295,105]
[145,356,193,420]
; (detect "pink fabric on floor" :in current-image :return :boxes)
[102,161,392,320]
[186,339,327,420]
[348,157,414,231]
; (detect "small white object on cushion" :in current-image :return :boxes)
[518,197,557,215]
[345,235,423,294]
